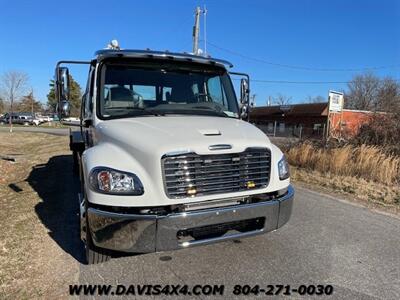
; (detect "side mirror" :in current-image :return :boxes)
[55,67,71,119]
[240,104,249,119]
[240,78,250,104]
[58,67,70,100]
[229,71,251,120]
[240,78,250,120]
[56,100,71,118]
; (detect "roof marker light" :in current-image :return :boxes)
[107,39,120,50]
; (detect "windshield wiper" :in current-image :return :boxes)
[150,108,228,118]
[104,107,164,117]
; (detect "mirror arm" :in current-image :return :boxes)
[55,61,91,119]
[229,71,250,82]
[230,72,251,121]
[82,119,92,128]
[55,60,91,102]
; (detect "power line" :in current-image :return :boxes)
[252,79,351,84]
[206,40,400,72]
[232,78,400,85]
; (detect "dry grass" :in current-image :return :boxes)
[0,132,78,298]
[287,143,400,185]
[291,167,400,208]
[284,142,400,209]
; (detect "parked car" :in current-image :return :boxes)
[3,114,40,126]
[14,115,33,126]
[35,115,53,123]
[62,117,80,126]
[30,117,41,126]
[0,115,7,125]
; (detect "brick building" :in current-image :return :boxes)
[250,102,378,139]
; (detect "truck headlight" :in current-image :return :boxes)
[89,167,144,195]
[278,156,290,180]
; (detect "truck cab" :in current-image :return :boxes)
[55,48,294,264]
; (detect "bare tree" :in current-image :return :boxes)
[377,77,400,113]
[344,72,400,112]
[345,72,380,110]
[305,95,326,103]
[272,94,292,105]
[15,91,43,114]
[0,96,4,114]
[0,71,29,132]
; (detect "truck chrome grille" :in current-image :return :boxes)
[162,148,271,198]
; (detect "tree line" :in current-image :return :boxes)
[265,73,400,114]
[1,70,398,118]
[0,70,82,117]
[345,73,400,113]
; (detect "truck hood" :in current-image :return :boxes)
[83,115,288,207]
[95,115,270,156]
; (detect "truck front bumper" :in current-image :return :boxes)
[86,185,294,253]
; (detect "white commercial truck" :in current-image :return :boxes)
[55,47,294,264]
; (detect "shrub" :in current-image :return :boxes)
[354,114,400,154]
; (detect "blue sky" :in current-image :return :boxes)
[0,0,399,106]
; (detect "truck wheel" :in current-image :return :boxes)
[82,194,110,264]
[85,230,111,264]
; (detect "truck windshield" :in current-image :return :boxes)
[98,64,239,119]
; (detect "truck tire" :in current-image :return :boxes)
[83,190,110,264]
[85,229,111,265]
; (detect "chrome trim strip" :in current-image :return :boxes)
[208,144,232,151]
[88,207,157,220]
[95,49,234,68]
[162,150,194,157]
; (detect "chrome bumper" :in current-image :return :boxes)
[87,185,294,253]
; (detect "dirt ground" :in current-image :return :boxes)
[0,132,82,298]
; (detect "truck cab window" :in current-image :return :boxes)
[207,76,227,108]
[162,87,172,101]
[99,63,239,119]
[132,85,156,101]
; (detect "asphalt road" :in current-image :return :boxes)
[0,126,70,136]
[76,186,400,299]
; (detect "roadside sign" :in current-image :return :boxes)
[328,91,344,112]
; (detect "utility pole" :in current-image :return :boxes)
[9,92,13,133]
[267,96,272,106]
[203,5,207,56]
[192,6,202,55]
